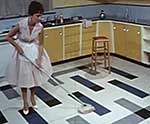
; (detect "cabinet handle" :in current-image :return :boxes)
[59,32,63,35]
[137,31,140,34]
[126,29,129,32]
[113,27,116,30]
[44,33,48,38]
[123,28,126,32]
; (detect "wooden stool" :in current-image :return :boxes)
[91,36,111,74]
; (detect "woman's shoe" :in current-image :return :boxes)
[30,96,37,109]
[32,104,38,110]
[23,109,29,115]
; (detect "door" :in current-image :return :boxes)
[113,23,127,56]
[98,22,112,52]
[126,25,141,61]
[82,22,96,55]
[43,27,63,63]
[64,24,80,59]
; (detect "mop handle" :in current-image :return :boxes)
[22,54,50,77]
[22,54,86,106]
[51,75,86,105]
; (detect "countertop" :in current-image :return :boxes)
[1,16,150,42]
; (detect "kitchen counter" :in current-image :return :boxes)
[1,17,150,42]
[42,19,82,27]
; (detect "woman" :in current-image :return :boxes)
[6,1,52,115]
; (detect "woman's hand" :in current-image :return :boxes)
[17,47,24,55]
[36,57,42,68]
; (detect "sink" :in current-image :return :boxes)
[42,18,82,27]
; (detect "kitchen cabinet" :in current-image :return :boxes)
[113,23,141,61]
[43,27,63,63]
[64,24,80,59]
[82,22,96,55]
[141,26,150,65]
[98,21,112,52]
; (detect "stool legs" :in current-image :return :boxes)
[91,40,111,74]
[91,40,97,72]
[107,42,111,74]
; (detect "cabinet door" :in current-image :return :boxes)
[82,22,96,55]
[113,23,127,56]
[98,22,112,51]
[126,25,141,61]
[64,25,80,59]
[43,27,63,63]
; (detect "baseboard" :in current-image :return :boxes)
[51,53,150,68]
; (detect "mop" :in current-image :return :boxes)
[22,54,95,114]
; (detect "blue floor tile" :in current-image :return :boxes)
[70,75,104,92]
[73,91,111,116]
[19,107,48,124]
[108,79,149,98]
[35,87,62,107]
[0,84,20,99]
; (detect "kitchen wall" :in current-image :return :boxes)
[112,0,150,5]
[0,3,150,31]
[43,3,150,26]
[53,0,99,8]
[52,0,150,8]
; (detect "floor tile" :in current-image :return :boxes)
[35,87,62,107]
[1,56,150,124]
[0,111,8,124]
[73,91,111,116]
[19,107,48,124]
[115,98,142,112]
[135,109,150,119]
[108,79,149,98]
[66,115,90,124]
[70,75,104,92]
[111,114,144,124]
[0,84,20,99]
[106,66,138,79]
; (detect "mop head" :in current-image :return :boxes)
[78,104,95,114]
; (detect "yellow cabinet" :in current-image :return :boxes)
[98,22,112,52]
[43,27,63,63]
[64,24,80,59]
[113,23,126,56]
[82,22,96,55]
[126,25,141,61]
[113,23,141,61]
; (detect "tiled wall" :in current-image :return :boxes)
[0,3,150,31]
[43,3,150,24]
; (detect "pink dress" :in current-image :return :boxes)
[6,18,53,88]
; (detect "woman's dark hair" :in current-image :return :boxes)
[28,1,44,15]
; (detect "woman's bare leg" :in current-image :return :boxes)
[21,88,28,111]
[30,87,36,106]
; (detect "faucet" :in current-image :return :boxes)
[125,8,129,21]
[59,13,64,24]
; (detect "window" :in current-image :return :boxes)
[0,0,52,18]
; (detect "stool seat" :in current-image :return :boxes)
[93,36,109,41]
[91,36,111,74]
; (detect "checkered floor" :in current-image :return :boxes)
[0,56,150,124]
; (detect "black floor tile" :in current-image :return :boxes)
[135,108,150,119]
[106,66,138,79]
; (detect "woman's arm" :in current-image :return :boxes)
[36,28,44,67]
[6,24,24,55]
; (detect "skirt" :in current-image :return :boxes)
[5,41,53,88]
